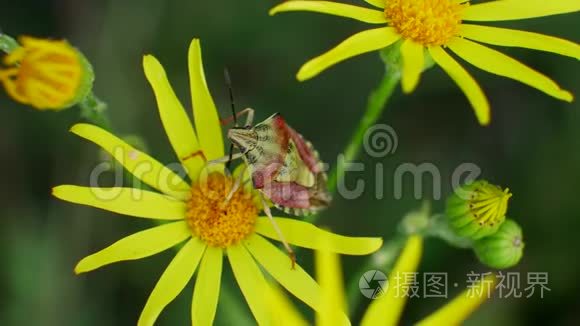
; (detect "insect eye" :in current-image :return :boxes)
[244,125,251,130]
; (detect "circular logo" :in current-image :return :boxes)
[363,124,398,158]
[359,270,389,299]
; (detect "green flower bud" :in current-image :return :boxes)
[473,219,524,269]
[446,180,511,240]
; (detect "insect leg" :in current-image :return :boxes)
[260,194,296,269]
[224,164,246,203]
[242,107,254,127]
[219,108,255,127]
[206,152,244,165]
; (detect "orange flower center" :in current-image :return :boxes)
[0,37,83,110]
[385,0,466,46]
[186,172,258,248]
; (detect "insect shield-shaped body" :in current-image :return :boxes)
[228,112,331,216]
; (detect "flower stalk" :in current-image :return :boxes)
[305,48,401,224]
[79,91,112,131]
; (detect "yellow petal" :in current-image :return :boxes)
[297,27,400,81]
[52,185,186,220]
[1,73,29,105]
[448,37,573,102]
[191,246,223,326]
[460,24,580,60]
[315,248,347,326]
[363,0,386,9]
[70,123,190,200]
[428,46,490,126]
[75,221,191,274]
[138,238,206,326]
[188,39,224,161]
[462,0,580,21]
[416,274,497,326]
[360,235,423,326]
[244,234,351,325]
[400,40,425,93]
[143,55,205,181]
[227,244,270,325]
[269,1,387,24]
[255,217,383,255]
[267,283,310,326]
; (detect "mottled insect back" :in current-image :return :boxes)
[228,112,331,216]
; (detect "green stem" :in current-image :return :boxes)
[425,214,473,249]
[0,34,19,53]
[305,67,400,224]
[79,91,112,130]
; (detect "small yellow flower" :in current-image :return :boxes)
[53,38,382,326]
[270,235,497,325]
[0,36,93,110]
[270,0,580,125]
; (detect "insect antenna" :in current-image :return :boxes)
[224,67,236,172]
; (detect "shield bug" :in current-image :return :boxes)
[227,110,332,214]
[206,70,331,267]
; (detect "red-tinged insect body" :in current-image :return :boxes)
[227,112,331,216]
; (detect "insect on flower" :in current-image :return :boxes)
[188,70,332,267]
[227,110,332,209]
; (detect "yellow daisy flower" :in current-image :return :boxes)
[270,0,580,125]
[52,38,382,326]
[0,36,93,110]
[270,235,497,325]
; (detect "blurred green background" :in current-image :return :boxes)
[1,0,579,325]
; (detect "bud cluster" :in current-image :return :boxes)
[445,180,524,269]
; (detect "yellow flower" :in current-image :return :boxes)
[0,36,93,110]
[52,38,382,326]
[270,235,497,325]
[270,0,580,125]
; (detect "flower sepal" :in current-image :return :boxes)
[0,33,19,53]
[67,49,95,108]
[379,40,436,79]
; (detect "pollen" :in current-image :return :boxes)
[0,36,83,110]
[186,172,259,248]
[385,0,466,46]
